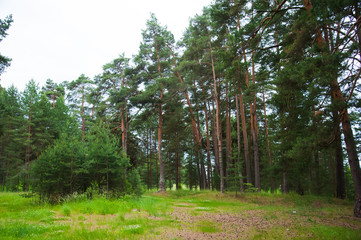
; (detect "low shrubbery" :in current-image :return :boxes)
[31,122,144,203]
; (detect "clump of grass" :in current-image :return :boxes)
[309,225,361,239]
[23,209,55,223]
[64,197,124,215]
[135,196,170,216]
[197,220,221,233]
[0,221,69,238]
[61,205,72,216]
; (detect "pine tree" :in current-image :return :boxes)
[132,13,175,192]
[67,74,94,139]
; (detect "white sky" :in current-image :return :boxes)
[0,0,212,91]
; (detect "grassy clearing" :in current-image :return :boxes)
[0,191,360,239]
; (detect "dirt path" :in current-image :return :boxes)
[154,200,361,240]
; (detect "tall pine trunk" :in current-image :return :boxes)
[225,84,232,190]
[251,60,261,191]
[332,106,345,199]
[235,94,244,192]
[210,41,224,193]
[154,37,166,192]
[24,102,32,192]
[238,89,251,184]
[203,98,212,189]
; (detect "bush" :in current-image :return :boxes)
[32,122,143,201]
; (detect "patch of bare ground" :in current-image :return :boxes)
[158,207,272,239]
[157,204,361,239]
[309,214,361,230]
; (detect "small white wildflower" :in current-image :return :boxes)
[123,224,141,230]
[195,207,211,210]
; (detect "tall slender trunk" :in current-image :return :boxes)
[241,51,253,185]
[81,86,85,139]
[106,159,109,196]
[168,152,172,190]
[332,105,345,199]
[203,97,212,189]
[251,59,260,191]
[146,130,149,190]
[262,88,274,191]
[149,130,153,189]
[283,172,289,193]
[262,88,272,162]
[154,36,166,192]
[210,98,220,172]
[24,102,32,192]
[195,146,201,189]
[238,90,251,184]
[235,94,244,192]
[176,151,179,190]
[200,158,207,190]
[158,94,165,192]
[155,140,158,190]
[120,106,125,152]
[225,84,232,189]
[210,41,224,193]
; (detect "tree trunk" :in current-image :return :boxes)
[211,98,220,172]
[158,100,166,192]
[332,107,345,199]
[120,106,125,152]
[210,41,224,193]
[235,94,244,192]
[225,84,232,190]
[154,36,166,192]
[81,86,85,139]
[155,138,159,190]
[262,88,274,191]
[203,98,212,189]
[168,152,172,190]
[176,151,179,190]
[24,103,32,192]
[250,60,261,191]
[283,172,289,194]
[239,90,251,184]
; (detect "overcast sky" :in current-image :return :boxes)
[0,0,212,91]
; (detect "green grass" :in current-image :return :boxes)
[0,191,360,239]
[197,220,221,233]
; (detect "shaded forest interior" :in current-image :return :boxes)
[1,0,361,216]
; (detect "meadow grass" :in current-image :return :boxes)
[0,191,360,239]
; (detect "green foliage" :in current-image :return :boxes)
[0,14,13,76]
[61,205,71,216]
[32,121,142,200]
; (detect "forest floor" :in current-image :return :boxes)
[0,190,361,239]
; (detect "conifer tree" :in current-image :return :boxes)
[132,13,175,192]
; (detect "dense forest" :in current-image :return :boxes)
[1,0,361,217]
